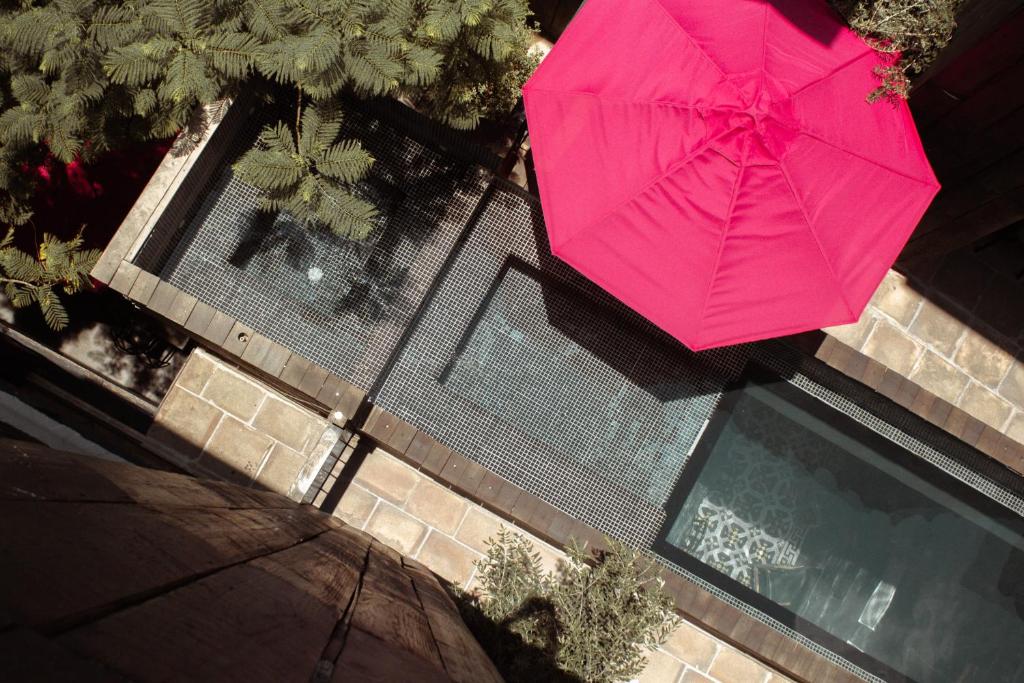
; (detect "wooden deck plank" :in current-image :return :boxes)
[343,540,446,671]
[60,529,369,683]
[0,502,332,629]
[0,628,129,682]
[403,559,503,683]
[0,440,296,509]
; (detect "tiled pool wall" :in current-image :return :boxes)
[134,98,492,391]
[128,98,1024,683]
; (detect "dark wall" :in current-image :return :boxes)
[903,5,1024,261]
[529,0,583,39]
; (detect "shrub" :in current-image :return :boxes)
[0,0,539,238]
[0,227,100,330]
[462,528,680,683]
[410,0,541,130]
[831,0,964,102]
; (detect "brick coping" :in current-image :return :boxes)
[354,403,861,683]
[796,330,1024,477]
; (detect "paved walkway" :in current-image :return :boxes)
[826,269,1024,442]
[327,446,791,683]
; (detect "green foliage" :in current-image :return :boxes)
[0,0,137,162]
[233,103,377,238]
[410,0,539,129]
[0,0,536,236]
[0,227,100,330]
[465,528,680,683]
[831,0,964,102]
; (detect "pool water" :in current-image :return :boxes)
[658,371,1024,683]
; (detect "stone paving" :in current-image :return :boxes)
[150,348,341,499]
[826,269,1024,443]
[328,446,790,683]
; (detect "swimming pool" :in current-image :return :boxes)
[374,183,1024,682]
[658,365,1024,682]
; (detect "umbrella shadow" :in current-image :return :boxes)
[518,184,736,406]
[766,0,845,46]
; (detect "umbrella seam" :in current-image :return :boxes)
[758,1,769,100]
[773,120,939,186]
[551,129,727,251]
[695,163,746,348]
[783,49,877,101]
[648,0,746,102]
[777,159,856,320]
[522,87,705,112]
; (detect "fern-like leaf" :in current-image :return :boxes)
[233,147,304,190]
[317,139,372,183]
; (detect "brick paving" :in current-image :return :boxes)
[826,269,1023,441]
[330,447,789,683]
[150,349,342,499]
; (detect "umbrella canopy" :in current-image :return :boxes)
[522,0,940,351]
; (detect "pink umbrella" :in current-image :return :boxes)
[523,0,939,350]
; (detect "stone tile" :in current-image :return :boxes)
[637,649,684,683]
[534,541,566,576]
[708,648,771,683]
[353,449,421,505]
[998,363,1024,407]
[414,531,480,588]
[150,386,222,459]
[365,502,427,555]
[911,352,970,404]
[465,572,484,597]
[175,350,216,394]
[870,271,922,326]
[954,328,1016,388]
[201,416,275,483]
[909,299,966,357]
[664,621,719,672]
[252,396,322,453]
[681,670,714,683]
[958,383,1013,431]
[455,506,505,553]
[255,442,308,496]
[332,484,379,529]
[862,320,923,375]
[404,479,468,535]
[201,369,266,421]
[1006,412,1024,442]
[822,313,876,350]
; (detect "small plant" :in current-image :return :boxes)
[464,528,680,683]
[0,227,100,330]
[831,0,964,102]
[411,0,540,129]
[232,103,377,239]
